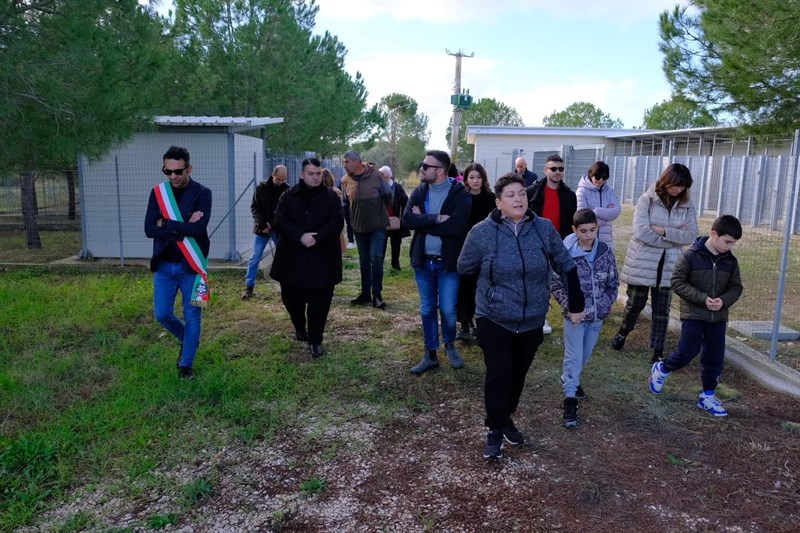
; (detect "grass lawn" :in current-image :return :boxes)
[2,239,800,531]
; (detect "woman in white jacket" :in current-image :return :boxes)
[576,161,621,250]
[612,163,698,363]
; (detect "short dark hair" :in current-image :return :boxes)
[494,172,524,197]
[712,214,742,240]
[342,150,361,162]
[301,157,322,170]
[163,145,190,164]
[545,154,563,164]
[448,162,459,178]
[587,161,609,181]
[426,150,451,171]
[573,208,597,227]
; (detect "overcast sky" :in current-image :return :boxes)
[314,0,690,149]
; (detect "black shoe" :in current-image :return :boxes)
[178,366,194,381]
[295,330,308,342]
[502,419,525,446]
[560,377,586,400]
[575,385,586,400]
[455,323,474,342]
[308,343,323,358]
[241,286,254,300]
[391,263,401,270]
[483,429,504,459]
[563,397,579,428]
[611,330,628,350]
[651,349,663,364]
[350,293,372,306]
[372,295,387,309]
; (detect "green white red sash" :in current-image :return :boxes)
[153,181,210,307]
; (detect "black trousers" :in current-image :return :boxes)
[280,284,335,345]
[456,273,478,326]
[476,317,544,430]
[383,230,403,268]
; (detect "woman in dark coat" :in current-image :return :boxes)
[456,163,496,342]
[379,165,410,270]
[270,157,344,358]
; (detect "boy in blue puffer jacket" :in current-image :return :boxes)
[551,209,619,428]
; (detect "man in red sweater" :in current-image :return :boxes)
[526,154,577,334]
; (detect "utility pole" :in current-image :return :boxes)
[446,49,474,167]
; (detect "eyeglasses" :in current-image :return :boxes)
[546,166,565,172]
[162,167,187,176]
[420,163,442,171]
[591,175,609,181]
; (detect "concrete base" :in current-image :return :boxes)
[729,320,800,341]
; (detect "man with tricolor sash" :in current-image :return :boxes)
[145,146,212,380]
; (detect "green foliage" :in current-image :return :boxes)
[54,510,97,532]
[364,93,429,175]
[146,513,179,529]
[446,97,525,162]
[659,1,800,133]
[0,434,60,530]
[164,0,379,154]
[0,0,170,171]
[183,477,214,505]
[642,96,716,130]
[299,476,326,495]
[543,101,624,128]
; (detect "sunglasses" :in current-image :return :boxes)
[546,166,565,172]
[162,167,187,176]
[591,175,610,181]
[420,163,442,171]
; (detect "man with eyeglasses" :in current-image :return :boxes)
[340,150,393,309]
[403,150,472,374]
[241,165,289,300]
[514,156,538,187]
[145,146,212,380]
[526,154,577,334]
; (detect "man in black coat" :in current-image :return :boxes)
[242,165,289,299]
[270,157,344,358]
[515,156,538,187]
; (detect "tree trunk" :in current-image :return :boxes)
[21,170,42,249]
[65,168,77,220]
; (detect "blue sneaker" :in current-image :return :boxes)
[649,361,669,394]
[483,429,504,459]
[697,392,728,417]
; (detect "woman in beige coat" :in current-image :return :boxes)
[611,163,698,363]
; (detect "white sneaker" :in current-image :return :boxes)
[649,361,669,394]
[697,392,728,417]
[346,242,356,250]
[542,319,552,335]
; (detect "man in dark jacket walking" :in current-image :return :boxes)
[242,165,289,299]
[526,154,577,334]
[403,150,472,374]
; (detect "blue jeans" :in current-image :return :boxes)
[413,258,460,350]
[154,261,203,368]
[354,230,386,297]
[561,319,603,397]
[244,232,279,288]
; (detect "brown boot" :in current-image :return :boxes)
[241,286,254,300]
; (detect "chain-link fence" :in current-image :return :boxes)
[2,146,799,363]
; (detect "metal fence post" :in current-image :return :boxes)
[769,151,800,360]
[114,155,124,267]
